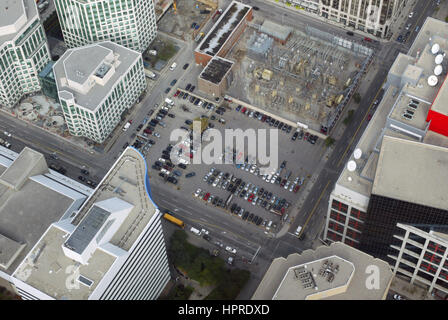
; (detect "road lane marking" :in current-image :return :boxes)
[337,77,386,167]
[299,180,330,237]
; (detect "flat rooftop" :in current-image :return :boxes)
[430,74,448,116]
[372,135,448,211]
[197,1,251,56]
[336,85,400,199]
[0,147,87,275]
[260,20,292,41]
[53,41,140,111]
[199,56,233,84]
[0,0,38,45]
[273,256,354,300]
[13,147,160,299]
[389,93,431,131]
[252,242,393,300]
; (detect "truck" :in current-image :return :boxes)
[190,227,201,236]
[225,194,233,209]
[195,32,205,42]
[165,98,174,106]
[144,69,156,79]
[163,213,185,228]
[123,122,131,131]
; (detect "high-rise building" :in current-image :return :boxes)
[252,242,393,300]
[278,0,405,39]
[0,146,92,284]
[9,147,171,300]
[0,0,51,108]
[53,41,146,143]
[54,0,157,53]
[319,0,405,38]
[324,17,448,297]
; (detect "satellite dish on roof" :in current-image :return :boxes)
[428,75,438,87]
[431,43,440,55]
[434,65,443,76]
[354,148,362,160]
[435,54,444,65]
[347,160,357,172]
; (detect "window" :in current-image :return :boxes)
[330,210,346,223]
[350,208,366,221]
[331,199,348,213]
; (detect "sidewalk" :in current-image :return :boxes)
[389,275,436,300]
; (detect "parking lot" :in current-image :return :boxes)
[128,77,327,237]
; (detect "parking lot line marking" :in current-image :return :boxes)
[336,78,386,167]
[300,180,330,237]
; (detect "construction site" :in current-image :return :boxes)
[226,19,374,133]
[158,0,218,41]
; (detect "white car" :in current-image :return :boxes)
[154,132,161,138]
[194,188,201,197]
[408,12,414,18]
[289,183,295,192]
[4,131,11,137]
[294,226,303,236]
[284,181,290,190]
[270,175,276,184]
[212,179,219,187]
[250,164,256,173]
[225,246,237,255]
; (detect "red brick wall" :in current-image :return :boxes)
[194,51,213,67]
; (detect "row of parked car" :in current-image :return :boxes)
[193,188,266,228]
[234,158,304,194]
[203,167,291,216]
[235,105,293,133]
[291,130,318,144]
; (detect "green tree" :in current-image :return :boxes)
[353,92,361,104]
[343,110,355,125]
[325,137,335,147]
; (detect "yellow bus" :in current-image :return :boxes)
[163,213,185,229]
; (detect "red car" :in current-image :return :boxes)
[144,128,152,134]
[293,184,300,193]
[203,193,210,201]
[280,179,287,187]
[174,90,180,97]
[248,194,254,202]
[367,114,372,121]
[261,115,267,122]
[304,132,310,141]
[241,107,247,114]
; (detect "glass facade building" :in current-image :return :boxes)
[54,0,157,53]
[0,0,51,108]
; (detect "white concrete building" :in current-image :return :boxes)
[323,17,448,297]
[0,0,51,108]
[54,0,157,53]
[252,242,393,300]
[0,146,93,283]
[53,41,146,143]
[10,147,171,300]
[279,0,406,39]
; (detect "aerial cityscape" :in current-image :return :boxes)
[0,0,447,304]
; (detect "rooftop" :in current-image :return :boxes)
[0,0,38,46]
[372,135,448,211]
[0,147,88,275]
[252,242,393,300]
[197,1,251,57]
[13,147,160,299]
[273,256,355,300]
[53,42,141,111]
[389,93,431,131]
[199,56,234,84]
[260,20,292,41]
